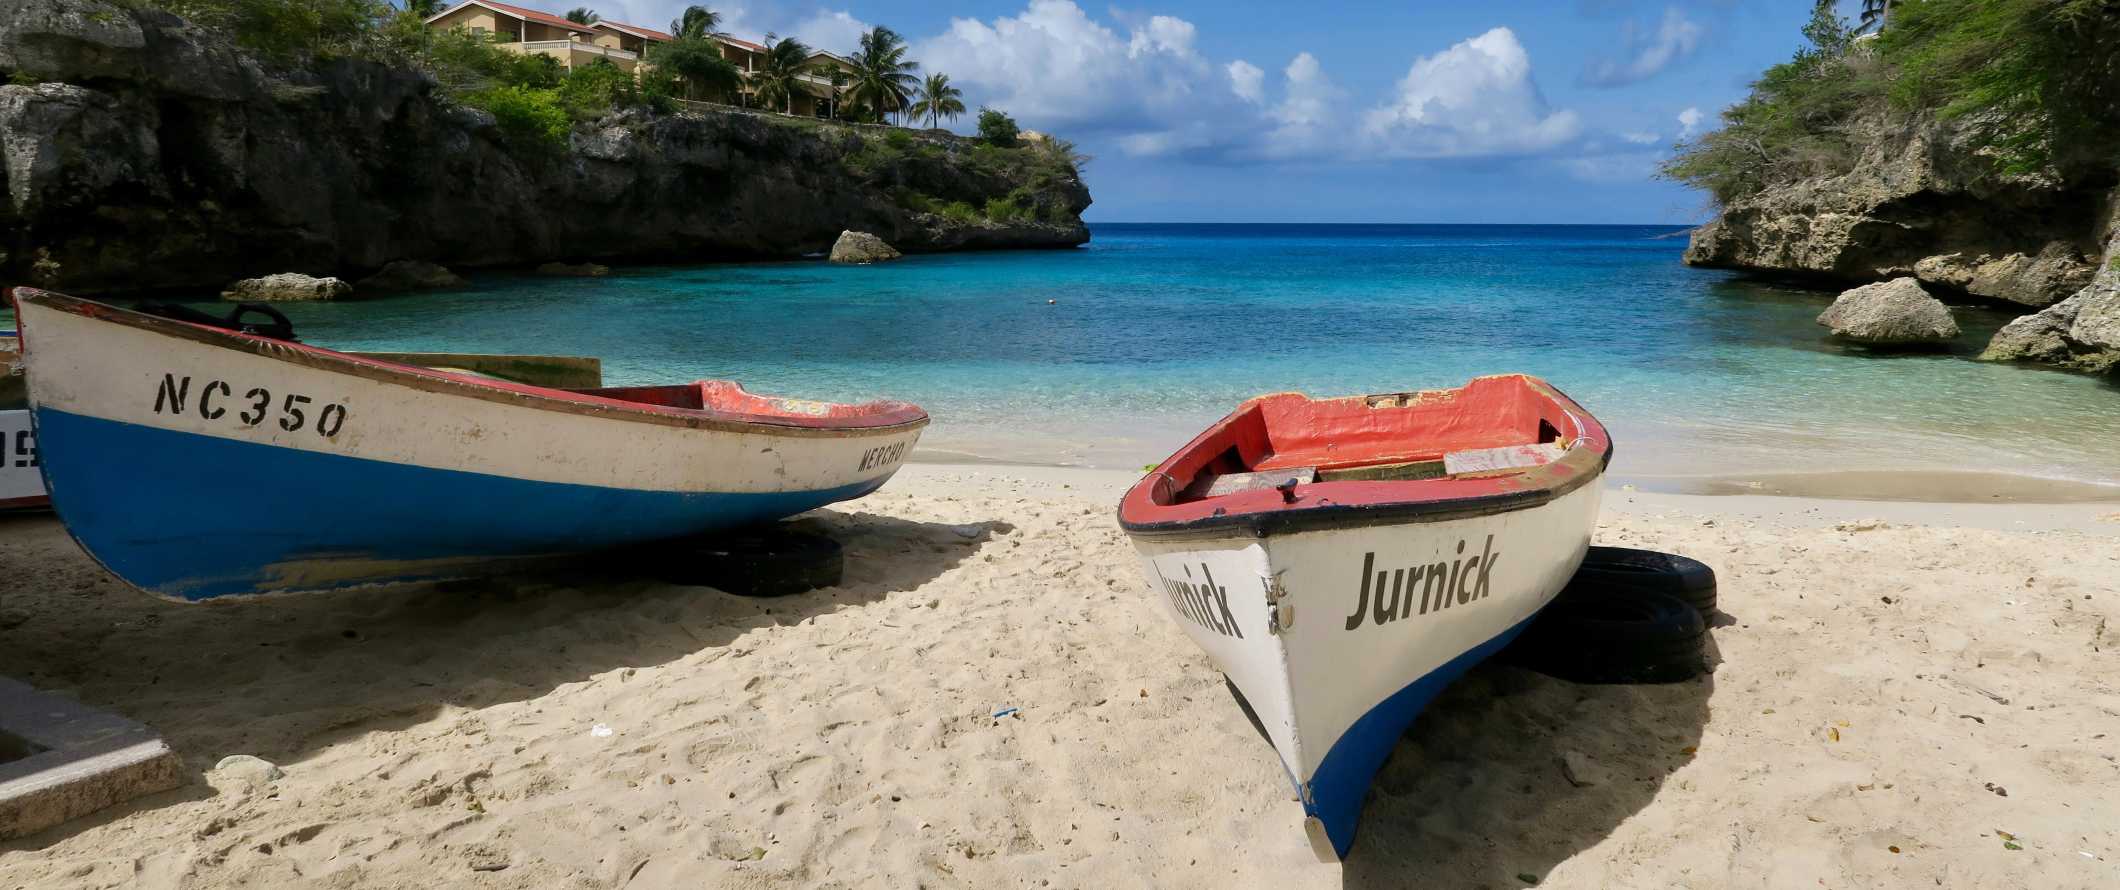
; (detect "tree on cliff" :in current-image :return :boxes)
[648,38,742,103]
[847,26,919,123]
[1663,0,2120,205]
[565,7,600,25]
[751,35,813,114]
[910,74,966,129]
[670,5,721,40]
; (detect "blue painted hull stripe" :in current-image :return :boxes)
[1305,611,1541,859]
[34,408,885,601]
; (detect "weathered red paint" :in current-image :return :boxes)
[1118,375,1611,534]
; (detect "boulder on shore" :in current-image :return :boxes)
[829,231,902,264]
[1980,281,2120,374]
[535,261,609,277]
[1816,277,1959,344]
[358,260,466,291]
[221,273,351,301]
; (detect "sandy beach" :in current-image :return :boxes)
[1,464,2117,889]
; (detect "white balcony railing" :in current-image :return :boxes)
[505,40,639,62]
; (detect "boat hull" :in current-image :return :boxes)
[1127,480,1601,860]
[14,291,925,601]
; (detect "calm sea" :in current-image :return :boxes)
[12,223,2120,485]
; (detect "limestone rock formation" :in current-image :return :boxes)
[358,260,466,291]
[828,231,901,264]
[1981,276,2120,374]
[1816,277,1959,344]
[0,0,1092,295]
[1684,116,2098,309]
[221,272,351,301]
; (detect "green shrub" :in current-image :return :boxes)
[884,128,914,150]
[466,84,570,148]
[153,0,392,60]
[556,58,637,118]
[983,196,1033,223]
[976,107,1019,147]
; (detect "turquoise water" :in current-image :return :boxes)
[13,224,2120,484]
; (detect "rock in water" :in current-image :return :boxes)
[535,262,609,277]
[221,273,351,302]
[358,260,466,292]
[1816,277,1959,344]
[829,231,902,264]
[1982,280,2120,374]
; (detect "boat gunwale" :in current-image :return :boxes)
[10,288,930,440]
[1116,375,1612,540]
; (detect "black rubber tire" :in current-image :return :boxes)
[1576,545,1717,616]
[1501,583,1707,684]
[650,527,844,596]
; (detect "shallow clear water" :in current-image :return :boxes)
[13,224,2120,483]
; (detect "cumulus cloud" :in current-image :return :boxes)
[914,0,1221,136]
[1226,60,1265,104]
[1361,27,1581,159]
[790,10,870,55]
[1620,131,1660,145]
[1579,7,1703,87]
[1677,106,1704,139]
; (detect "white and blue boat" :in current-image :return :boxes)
[8,288,927,601]
[1118,375,1610,861]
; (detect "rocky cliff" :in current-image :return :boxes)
[1683,113,2120,375]
[0,0,1091,297]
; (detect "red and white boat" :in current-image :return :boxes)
[1117,374,1611,861]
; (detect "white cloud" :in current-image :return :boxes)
[1620,131,1661,145]
[1226,60,1265,104]
[790,10,870,55]
[1580,7,1703,87]
[915,0,1216,135]
[1677,106,1704,139]
[1361,27,1581,159]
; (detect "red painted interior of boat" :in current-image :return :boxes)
[570,381,925,425]
[1120,375,1610,527]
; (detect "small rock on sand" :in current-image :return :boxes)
[1560,750,1608,787]
[210,754,283,790]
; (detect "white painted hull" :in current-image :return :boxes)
[1128,481,1601,860]
[13,291,926,600]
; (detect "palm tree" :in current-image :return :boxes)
[564,7,599,25]
[670,5,721,41]
[847,26,918,123]
[403,0,444,17]
[908,73,965,129]
[648,38,742,102]
[1857,0,1898,34]
[751,35,812,114]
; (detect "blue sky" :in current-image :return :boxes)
[585,0,1826,223]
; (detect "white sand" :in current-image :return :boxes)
[1,464,2117,888]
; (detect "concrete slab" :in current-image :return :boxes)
[0,676,185,841]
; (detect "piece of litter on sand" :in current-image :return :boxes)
[992,707,1020,719]
[590,723,614,738]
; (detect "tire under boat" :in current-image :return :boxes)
[8,288,929,602]
[1117,373,1611,861]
